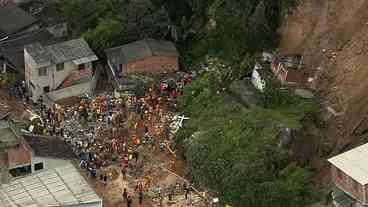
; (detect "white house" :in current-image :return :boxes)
[24,38,98,103]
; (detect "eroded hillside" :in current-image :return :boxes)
[279,0,368,175]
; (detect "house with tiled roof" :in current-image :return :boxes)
[24,38,98,103]
[328,143,368,207]
[105,38,179,95]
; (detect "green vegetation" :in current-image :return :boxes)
[59,0,315,206]
[62,0,169,52]
[176,59,314,206]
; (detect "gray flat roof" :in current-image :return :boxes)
[0,164,102,207]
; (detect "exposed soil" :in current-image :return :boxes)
[279,0,368,186]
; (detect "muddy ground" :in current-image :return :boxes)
[279,0,368,187]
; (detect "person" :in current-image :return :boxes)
[157,185,162,198]
[121,167,127,180]
[138,191,143,205]
[133,150,139,163]
[168,190,173,201]
[169,159,175,170]
[122,188,128,201]
[127,195,133,207]
[103,174,108,185]
[185,186,190,200]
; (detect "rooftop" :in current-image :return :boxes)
[277,54,304,70]
[25,38,98,65]
[0,121,20,148]
[0,164,102,207]
[328,143,368,185]
[23,134,77,160]
[0,5,37,38]
[0,29,60,75]
[105,38,178,65]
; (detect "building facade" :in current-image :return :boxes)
[106,38,178,75]
[0,121,76,184]
[105,38,179,95]
[271,54,306,85]
[328,143,368,207]
[24,38,98,103]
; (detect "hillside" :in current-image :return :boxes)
[279,0,368,180]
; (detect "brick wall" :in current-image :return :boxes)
[123,56,178,74]
[285,70,304,85]
[7,142,32,168]
[331,165,365,202]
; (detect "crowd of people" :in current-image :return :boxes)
[28,73,195,206]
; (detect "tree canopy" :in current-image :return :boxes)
[175,58,314,206]
[62,0,170,52]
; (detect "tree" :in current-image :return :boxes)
[83,18,127,54]
[63,0,170,52]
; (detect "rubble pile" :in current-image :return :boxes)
[23,73,200,206]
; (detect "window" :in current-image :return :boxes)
[56,63,64,71]
[9,165,31,177]
[34,163,44,171]
[38,67,47,76]
[78,63,85,70]
[43,86,50,93]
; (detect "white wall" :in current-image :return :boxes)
[25,51,93,102]
[32,157,72,173]
[251,66,266,92]
[46,80,93,101]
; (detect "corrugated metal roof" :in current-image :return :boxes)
[0,164,101,207]
[328,143,368,185]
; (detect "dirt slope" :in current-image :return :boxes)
[279,0,368,172]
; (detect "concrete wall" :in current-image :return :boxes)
[331,165,365,203]
[44,67,99,104]
[32,156,71,172]
[121,56,178,74]
[46,80,93,101]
